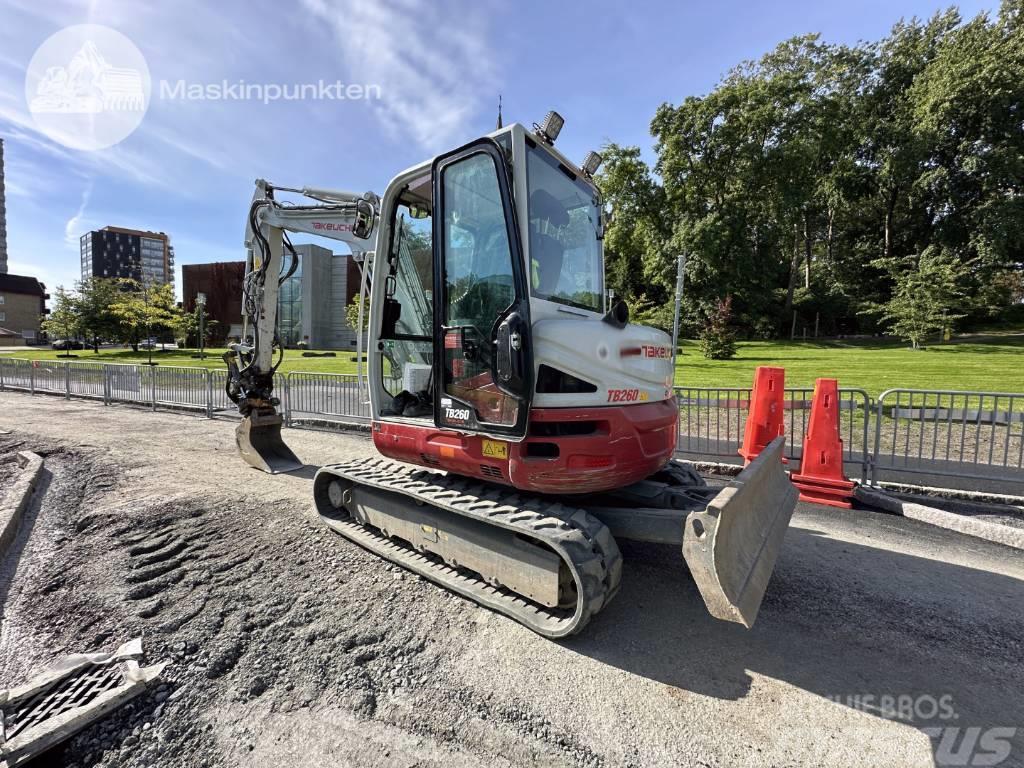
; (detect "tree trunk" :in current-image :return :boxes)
[884,189,897,261]
[803,212,813,289]
[826,206,835,264]
[783,222,801,320]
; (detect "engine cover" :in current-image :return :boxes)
[531,316,675,408]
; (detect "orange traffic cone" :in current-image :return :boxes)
[738,366,786,465]
[791,378,855,508]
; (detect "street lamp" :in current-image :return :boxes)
[143,278,155,367]
[196,292,207,360]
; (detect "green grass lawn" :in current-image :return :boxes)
[675,332,1024,396]
[3,333,1021,397]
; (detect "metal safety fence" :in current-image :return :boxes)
[284,372,371,425]
[1,357,1021,493]
[871,389,1024,494]
[0,358,373,429]
[674,386,872,482]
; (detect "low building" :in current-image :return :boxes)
[181,247,366,349]
[278,244,365,349]
[80,226,175,287]
[181,261,246,343]
[0,273,48,345]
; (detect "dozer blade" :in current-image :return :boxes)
[235,409,302,474]
[682,436,797,628]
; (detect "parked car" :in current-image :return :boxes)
[138,338,178,351]
[51,339,84,350]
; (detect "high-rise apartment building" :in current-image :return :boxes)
[80,226,175,286]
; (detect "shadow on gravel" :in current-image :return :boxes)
[564,511,1024,767]
[0,467,52,615]
[289,464,322,481]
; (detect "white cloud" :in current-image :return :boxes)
[299,0,496,151]
[64,181,93,248]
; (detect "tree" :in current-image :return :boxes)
[597,3,1023,338]
[171,305,218,348]
[699,296,738,359]
[75,278,121,352]
[596,144,670,302]
[345,295,369,336]
[110,280,181,352]
[41,287,81,355]
[869,249,966,348]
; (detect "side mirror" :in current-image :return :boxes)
[602,299,629,329]
[353,199,375,239]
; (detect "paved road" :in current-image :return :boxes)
[0,393,1021,767]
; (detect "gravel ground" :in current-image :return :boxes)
[0,451,18,493]
[0,393,1022,768]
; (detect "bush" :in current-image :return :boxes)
[699,296,737,360]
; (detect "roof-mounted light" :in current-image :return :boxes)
[534,111,564,144]
[581,150,603,177]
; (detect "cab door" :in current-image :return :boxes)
[431,138,532,438]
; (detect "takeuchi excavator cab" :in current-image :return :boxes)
[367,123,681,494]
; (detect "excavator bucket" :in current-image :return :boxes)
[682,437,798,627]
[235,409,303,474]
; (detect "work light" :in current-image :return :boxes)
[582,151,603,177]
[537,111,564,144]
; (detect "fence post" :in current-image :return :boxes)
[860,390,872,484]
[65,362,71,400]
[871,390,890,487]
[150,366,157,411]
[30,361,35,395]
[103,364,111,405]
[206,370,214,419]
[0,358,5,391]
[283,374,291,427]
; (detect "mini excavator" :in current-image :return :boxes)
[225,112,797,637]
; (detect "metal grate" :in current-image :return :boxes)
[3,663,125,740]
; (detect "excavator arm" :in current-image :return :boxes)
[227,178,378,473]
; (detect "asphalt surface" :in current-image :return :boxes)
[0,393,1021,767]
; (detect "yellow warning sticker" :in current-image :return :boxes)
[481,439,509,459]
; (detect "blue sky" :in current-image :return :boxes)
[0,0,997,297]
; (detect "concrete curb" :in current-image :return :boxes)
[0,451,44,558]
[875,481,1024,507]
[854,485,1024,551]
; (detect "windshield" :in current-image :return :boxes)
[525,143,603,312]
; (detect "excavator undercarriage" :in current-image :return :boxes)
[314,437,795,637]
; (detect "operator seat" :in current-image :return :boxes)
[528,189,569,296]
[531,232,564,295]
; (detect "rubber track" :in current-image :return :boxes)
[314,459,622,638]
